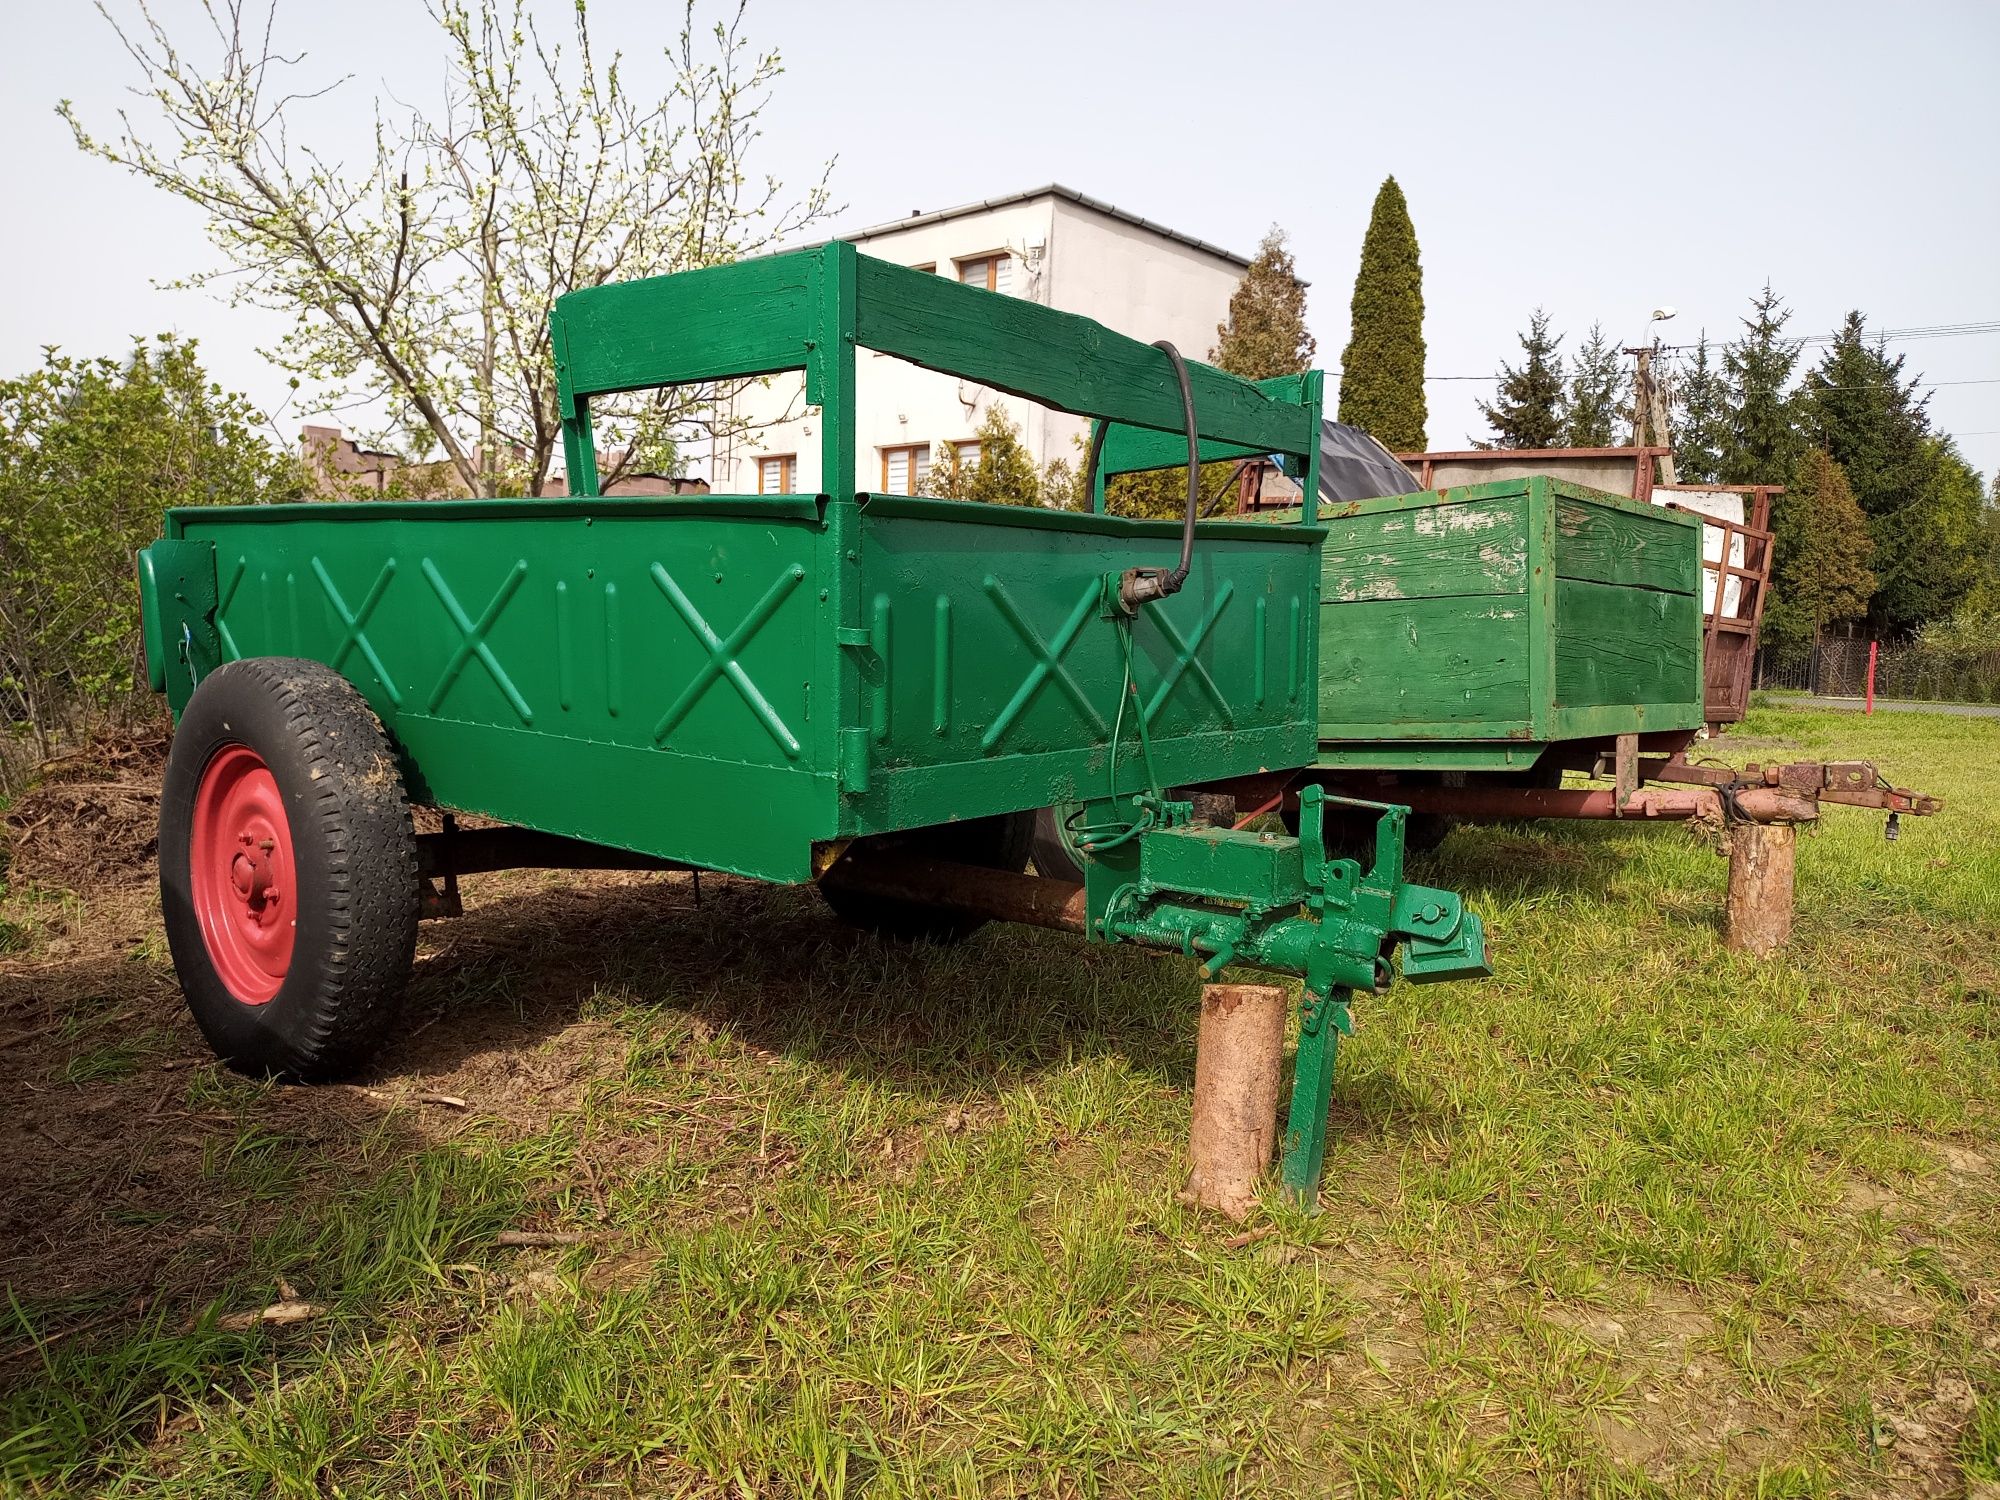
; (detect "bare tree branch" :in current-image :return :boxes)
[65,0,835,496]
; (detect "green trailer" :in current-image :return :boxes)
[1310,475,1707,773]
[136,242,1486,1203]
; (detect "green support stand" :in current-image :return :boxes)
[1280,987,1352,1205]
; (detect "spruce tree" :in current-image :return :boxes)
[1213,227,1315,380]
[1337,176,1426,450]
[1722,283,1803,485]
[1672,334,1730,484]
[1799,313,1984,629]
[1761,449,1876,662]
[1963,475,2000,625]
[1563,322,1625,448]
[1476,309,1565,449]
[1798,311,1930,521]
[1872,437,1986,628]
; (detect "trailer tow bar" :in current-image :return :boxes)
[825,784,1489,1206]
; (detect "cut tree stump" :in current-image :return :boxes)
[1182,983,1286,1221]
[1724,820,1797,956]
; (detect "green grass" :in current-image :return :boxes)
[1,706,1997,1496]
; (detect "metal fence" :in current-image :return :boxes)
[1757,638,2000,704]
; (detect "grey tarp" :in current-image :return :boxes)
[1316,421,1420,504]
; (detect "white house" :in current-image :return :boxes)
[707,185,1254,497]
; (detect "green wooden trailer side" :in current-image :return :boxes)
[1307,477,1707,771]
[143,244,1328,884]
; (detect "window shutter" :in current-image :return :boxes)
[992,255,1011,295]
[914,447,932,492]
[885,449,909,494]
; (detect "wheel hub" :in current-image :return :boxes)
[189,745,297,1003]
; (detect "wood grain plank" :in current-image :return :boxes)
[1317,495,1528,603]
[553,254,816,400]
[1554,494,1701,594]
[851,255,1312,454]
[1318,596,1532,731]
[1552,578,1702,710]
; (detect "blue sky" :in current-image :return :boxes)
[4,0,1996,479]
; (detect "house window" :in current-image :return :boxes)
[954,440,981,471]
[757,454,797,494]
[911,262,936,275]
[956,254,1011,294]
[880,444,931,496]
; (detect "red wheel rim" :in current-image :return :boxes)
[189,745,297,1003]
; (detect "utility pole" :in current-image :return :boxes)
[1627,306,1679,487]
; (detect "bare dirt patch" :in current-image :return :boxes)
[0,841,677,1334]
[2,725,169,891]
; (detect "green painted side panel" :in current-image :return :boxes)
[159,491,1322,878]
[1545,703,1702,741]
[1099,372,1319,473]
[394,716,825,882]
[850,255,1313,455]
[850,504,1320,832]
[1318,494,1527,603]
[137,537,219,708]
[1552,578,1702,710]
[1553,488,1702,594]
[1319,595,1533,737]
[552,254,816,401]
[1311,741,1549,772]
[171,502,834,882]
[1310,476,1705,755]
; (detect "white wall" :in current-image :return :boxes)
[1037,199,1245,470]
[708,193,1247,496]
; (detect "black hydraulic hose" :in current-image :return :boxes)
[1080,338,1201,612]
[1151,338,1200,593]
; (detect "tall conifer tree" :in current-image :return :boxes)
[1798,312,1929,520]
[1672,334,1730,484]
[1800,312,1980,628]
[1476,309,1565,449]
[1723,283,1803,484]
[1212,227,1315,380]
[1563,322,1625,448]
[1337,177,1426,449]
[1762,449,1876,660]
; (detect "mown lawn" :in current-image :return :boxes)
[1,705,1996,1497]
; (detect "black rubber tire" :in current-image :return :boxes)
[160,658,420,1080]
[1030,806,1087,884]
[820,811,1035,942]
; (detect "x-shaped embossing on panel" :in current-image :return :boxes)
[980,577,1110,754]
[216,556,247,660]
[421,558,534,724]
[650,562,807,759]
[311,556,402,707]
[1139,580,1236,729]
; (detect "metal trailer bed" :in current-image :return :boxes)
[137,243,1489,1202]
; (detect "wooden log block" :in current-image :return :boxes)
[1724,820,1796,956]
[1182,983,1286,1221]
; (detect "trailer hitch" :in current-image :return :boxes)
[1081,783,1487,1200]
[823,786,1488,1205]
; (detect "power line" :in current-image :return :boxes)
[1662,318,2000,353]
[1349,372,2000,388]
